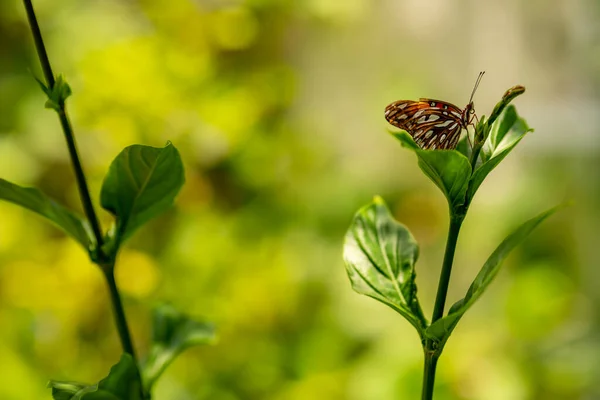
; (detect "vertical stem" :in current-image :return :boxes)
[421,352,438,400]
[431,216,464,322]
[421,214,464,399]
[103,267,137,358]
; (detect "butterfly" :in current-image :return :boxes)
[384,72,485,150]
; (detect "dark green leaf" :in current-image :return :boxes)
[95,354,143,400]
[343,196,427,337]
[391,131,471,211]
[0,179,91,249]
[142,304,216,391]
[48,354,143,400]
[100,142,185,250]
[426,205,562,348]
[467,106,532,201]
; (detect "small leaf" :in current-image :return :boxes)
[142,304,216,391]
[48,354,142,399]
[36,74,73,112]
[392,131,471,212]
[48,381,91,400]
[488,85,526,126]
[343,196,427,337]
[426,205,562,349]
[467,106,532,202]
[0,179,91,249]
[100,142,184,251]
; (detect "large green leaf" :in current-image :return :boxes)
[142,304,216,391]
[391,131,471,212]
[0,179,90,249]
[343,196,427,337]
[425,205,562,349]
[467,106,532,202]
[100,143,184,250]
[49,354,143,400]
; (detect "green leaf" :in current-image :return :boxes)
[0,179,91,249]
[142,304,216,391]
[343,196,427,337]
[467,106,532,201]
[100,142,185,251]
[48,381,93,400]
[94,354,143,400]
[425,205,562,349]
[48,354,143,399]
[391,131,472,212]
[487,85,526,126]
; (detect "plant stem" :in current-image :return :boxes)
[421,214,464,399]
[103,266,137,358]
[431,215,464,322]
[22,0,104,247]
[104,266,150,399]
[23,3,142,387]
[469,143,483,172]
[421,352,438,400]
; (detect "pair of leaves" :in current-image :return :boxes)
[391,105,531,215]
[343,198,560,351]
[49,305,216,399]
[0,143,184,259]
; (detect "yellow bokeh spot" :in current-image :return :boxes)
[115,250,160,298]
[0,204,24,251]
[210,7,259,50]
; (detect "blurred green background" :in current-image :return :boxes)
[0,0,599,399]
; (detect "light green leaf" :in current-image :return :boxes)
[391,131,471,212]
[343,196,427,337]
[142,304,216,391]
[100,142,184,251]
[48,381,92,400]
[0,179,91,249]
[35,74,72,112]
[467,106,532,201]
[426,205,562,349]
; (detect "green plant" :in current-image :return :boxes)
[343,85,562,399]
[0,1,216,398]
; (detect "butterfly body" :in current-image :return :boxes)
[384,73,483,150]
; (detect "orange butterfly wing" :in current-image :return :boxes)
[385,99,466,150]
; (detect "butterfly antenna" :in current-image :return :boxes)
[468,71,485,103]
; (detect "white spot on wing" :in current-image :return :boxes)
[414,110,425,118]
[435,120,453,128]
